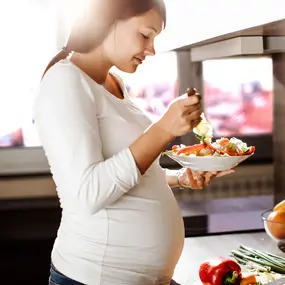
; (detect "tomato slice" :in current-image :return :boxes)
[205,139,226,155]
[172,145,179,151]
[177,143,205,156]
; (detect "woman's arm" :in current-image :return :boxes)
[34,65,142,216]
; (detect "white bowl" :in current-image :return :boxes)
[165,153,253,171]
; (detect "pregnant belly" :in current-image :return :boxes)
[104,192,185,278]
[56,166,184,283]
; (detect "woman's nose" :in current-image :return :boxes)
[144,45,156,56]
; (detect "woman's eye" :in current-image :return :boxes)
[141,34,149,40]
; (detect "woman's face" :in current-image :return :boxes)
[103,8,163,73]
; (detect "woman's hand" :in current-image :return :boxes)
[156,93,202,138]
[177,168,235,189]
[129,91,201,175]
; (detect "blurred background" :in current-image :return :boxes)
[1,0,285,284]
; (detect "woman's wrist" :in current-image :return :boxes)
[176,169,185,189]
[153,121,175,144]
[164,168,184,188]
[164,169,178,187]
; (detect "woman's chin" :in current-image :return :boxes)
[127,65,139,73]
[115,62,139,74]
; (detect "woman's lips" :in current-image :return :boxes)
[134,57,144,64]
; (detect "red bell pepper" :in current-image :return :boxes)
[176,143,205,156]
[199,257,242,285]
[205,139,226,155]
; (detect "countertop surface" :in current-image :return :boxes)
[173,231,285,285]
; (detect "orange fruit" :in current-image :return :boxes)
[267,210,285,239]
[273,200,285,212]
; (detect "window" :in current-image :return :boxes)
[0,0,59,147]
[202,57,273,137]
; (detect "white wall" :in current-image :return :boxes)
[155,0,285,52]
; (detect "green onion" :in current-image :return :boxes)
[239,245,285,268]
[231,247,285,274]
[266,252,285,265]
[230,255,246,265]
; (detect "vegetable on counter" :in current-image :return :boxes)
[199,257,242,285]
[198,245,285,285]
[231,245,285,275]
[240,273,259,285]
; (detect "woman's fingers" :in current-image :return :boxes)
[182,102,201,115]
[181,94,201,107]
[182,168,235,189]
[204,171,218,186]
[190,117,202,129]
[184,168,202,189]
[203,169,235,186]
[216,169,235,178]
[185,168,197,188]
[191,170,205,189]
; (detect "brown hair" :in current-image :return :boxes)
[42,0,166,79]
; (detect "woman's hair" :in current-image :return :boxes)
[42,0,166,79]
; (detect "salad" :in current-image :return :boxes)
[169,113,255,157]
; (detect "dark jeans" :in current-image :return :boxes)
[49,263,84,285]
[49,263,180,285]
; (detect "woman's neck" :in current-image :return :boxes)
[70,48,112,85]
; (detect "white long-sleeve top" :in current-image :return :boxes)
[33,59,184,285]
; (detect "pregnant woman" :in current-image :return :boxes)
[34,0,232,284]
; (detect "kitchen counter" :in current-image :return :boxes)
[173,231,285,285]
